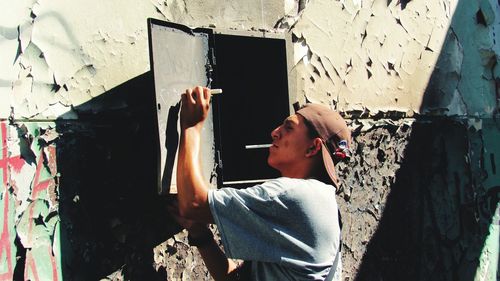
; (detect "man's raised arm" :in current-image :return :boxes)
[176,86,214,223]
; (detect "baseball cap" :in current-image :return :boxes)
[296,103,351,188]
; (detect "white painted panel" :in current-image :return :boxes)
[150,22,216,194]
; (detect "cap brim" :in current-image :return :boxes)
[321,142,339,189]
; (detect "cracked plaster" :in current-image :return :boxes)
[1,0,498,119]
[289,0,499,118]
[0,0,499,280]
[289,0,460,115]
[2,0,287,120]
[1,121,60,280]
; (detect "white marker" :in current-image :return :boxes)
[210,89,223,95]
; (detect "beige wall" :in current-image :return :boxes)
[2,1,498,118]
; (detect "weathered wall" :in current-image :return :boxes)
[0,0,499,280]
[0,122,60,280]
[286,1,499,280]
[337,118,499,281]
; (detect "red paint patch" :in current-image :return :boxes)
[0,194,13,281]
[0,122,16,280]
[0,123,27,183]
[27,146,57,246]
[23,247,58,281]
[49,247,58,281]
[0,122,59,280]
[25,251,40,281]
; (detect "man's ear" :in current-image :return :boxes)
[305,138,323,157]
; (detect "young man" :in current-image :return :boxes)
[173,86,351,280]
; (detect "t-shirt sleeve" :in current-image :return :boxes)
[208,179,293,262]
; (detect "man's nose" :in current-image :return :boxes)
[271,127,280,140]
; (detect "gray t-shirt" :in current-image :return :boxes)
[208,177,341,281]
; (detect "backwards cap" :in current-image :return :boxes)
[296,103,351,188]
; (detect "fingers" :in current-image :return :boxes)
[193,86,211,104]
[194,86,204,100]
[202,87,211,100]
[184,88,195,104]
[183,86,211,103]
[180,86,211,129]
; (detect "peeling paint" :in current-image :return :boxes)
[0,0,498,280]
[0,121,60,280]
[475,202,499,281]
[152,0,284,31]
[2,0,158,119]
[287,0,497,117]
[0,189,16,280]
[153,228,219,280]
[339,118,500,281]
[1,0,290,120]
[3,0,495,119]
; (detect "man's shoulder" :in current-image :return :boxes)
[268,177,334,191]
[260,177,336,199]
[264,177,331,187]
[210,177,335,203]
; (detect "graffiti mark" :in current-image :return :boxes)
[49,246,58,281]
[25,252,41,281]
[24,145,58,281]
[0,123,25,184]
[27,146,57,246]
[0,122,25,280]
[0,191,13,281]
[24,135,58,280]
[0,122,59,281]
[24,247,59,281]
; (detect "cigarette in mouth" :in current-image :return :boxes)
[245,144,272,149]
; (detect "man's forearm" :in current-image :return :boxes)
[177,126,212,222]
[196,239,238,281]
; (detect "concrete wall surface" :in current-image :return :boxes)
[0,0,498,280]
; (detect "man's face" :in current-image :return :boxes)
[267,114,314,174]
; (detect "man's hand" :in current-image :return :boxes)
[180,86,212,130]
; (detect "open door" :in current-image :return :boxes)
[148,19,290,193]
[148,19,218,194]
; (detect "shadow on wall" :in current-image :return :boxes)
[55,72,181,280]
[352,120,498,281]
[353,2,499,281]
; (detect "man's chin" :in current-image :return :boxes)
[267,158,278,170]
[266,157,273,168]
